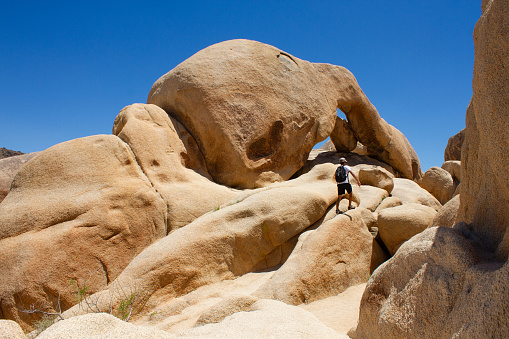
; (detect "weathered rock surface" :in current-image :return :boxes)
[353,227,482,338]
[254,208,373,305]
[131,270,276,333]
[330,116,357,152]
[297,152,396,179]
[352,142,368,156]
[355,3,509,337]
[419,166,456,205]
[148,39,421,188]
[0,135,167,331]
[39,303,345,339]
[377,203,437,255]
[148,39,338,188]
[37,313,175,339]
[181,299,344,338]
[444,128,465,161]
[0,319,25,339]
[374,196,402,213]
[431,194,460,228]
[299,283,366,336]
[391,178,442,211]
[0,152,39,203]
[358,165,394,194]
[453,182,461,196]
[356,186,389,212]
[112,103,236,231]
[441,160,461,183]
[354,225,509,339]
[63,164,338,319]
[459,0,509,259]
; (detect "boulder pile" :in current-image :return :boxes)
[351,1,509,338]
[1,3,508,335]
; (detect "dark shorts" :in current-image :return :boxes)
[337,183,352,195]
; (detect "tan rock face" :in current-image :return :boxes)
[313,63,423,181]
[356,186,389,212]
[459,0,509,259]
[0,152,38,203]
[254,208,373,305]
[444,128,465,161]
[355,4,509,338]
[377,203,437,255]
[441,160,461,182]
[375,196,402,213]
[148,39,338,188]
[353,227,482,339]
[182,299,344,338]
[419,166,456,205]
[63,164,338,318]
[391,178,442,211]
[358,166,394,194]
[0,135,167,331]
[431,194,460,228]
[148,39,421,188]
[37,313,175,339]
[0,319,25,339]
[112,103,236,231]
[330,116,357,152]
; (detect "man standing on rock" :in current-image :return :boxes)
[335,157,361,214]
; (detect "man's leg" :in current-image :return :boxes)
[348,192,353,209]
[336,194,344,213]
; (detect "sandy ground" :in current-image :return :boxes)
[299,283,366,336]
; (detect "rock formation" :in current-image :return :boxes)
[419,166,456,205]
[112,103,236,231]
[330,116,357,152]
[459,0,509,260]
[377,203,437,255]
[0,39,447,337]
[60,163,339,319]
[431,194,461,228]
[358,166,394,195]
[148,39,422,188]
[0,135,167,330]
[444,128,465,161]
[391,178,442,211]
[441,159,461,182]
[353,1,509,337]
[254,208,373,305]
[0,152,38,203]
[0,319,25,339]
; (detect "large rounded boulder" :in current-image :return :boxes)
[112,104,236,231]
[148,39,422,188]
[444,128,465,161]
[0,152,39,203]
[0,135,167,331]
[148,39,338,188]
[420,166,456,205]
[377,203,437,255]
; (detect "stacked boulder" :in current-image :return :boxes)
[353,1,509,338]
[0,39,434,337]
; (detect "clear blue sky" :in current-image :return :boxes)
[1,1,481,172]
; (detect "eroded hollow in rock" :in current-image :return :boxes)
[247,120,284,160]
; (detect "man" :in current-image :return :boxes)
[335,157,361,214]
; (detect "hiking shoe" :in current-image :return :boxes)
[336,209,340,214]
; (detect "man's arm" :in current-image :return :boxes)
[350,171,361,187]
